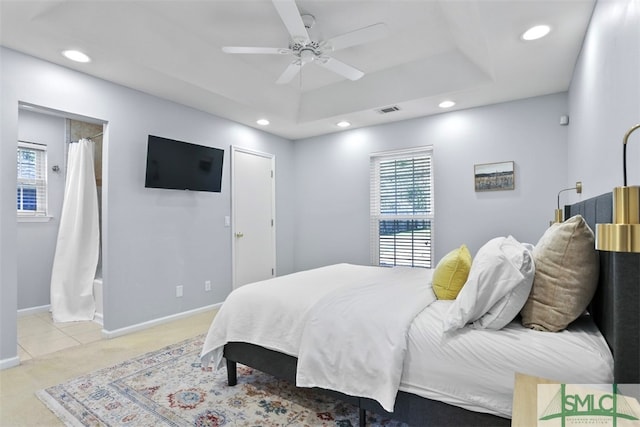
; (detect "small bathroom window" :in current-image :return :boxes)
[17,140,48,218]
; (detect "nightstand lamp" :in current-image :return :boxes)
[596,123,640,253]
[553,181,582,223]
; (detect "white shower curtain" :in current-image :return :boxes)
[50,138,100,322]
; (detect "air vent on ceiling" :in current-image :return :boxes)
[377,105,401,114]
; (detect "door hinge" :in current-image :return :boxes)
[271,268,275,276]
[271,170,274,178]
[271,219,274,227]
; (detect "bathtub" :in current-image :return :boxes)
[93,277,103,325]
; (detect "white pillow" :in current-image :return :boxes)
[443,235,535,332]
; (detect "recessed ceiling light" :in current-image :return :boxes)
[256,119,270,126]
[336,121,351,128]
[521,25,551,41]
[438,100,456,109]
[62,49,91,63]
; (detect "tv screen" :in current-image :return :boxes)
[145,135,224,192]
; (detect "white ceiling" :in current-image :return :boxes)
[0,0,595,140]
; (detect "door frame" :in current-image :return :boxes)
[230,145,276,289]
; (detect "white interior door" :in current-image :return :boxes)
[232,146,276,288]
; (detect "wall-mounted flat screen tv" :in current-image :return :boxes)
[145,135,224,192]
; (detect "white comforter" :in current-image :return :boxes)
[200,263,434,412]
[200,263,614,418]
[296,266,435,412]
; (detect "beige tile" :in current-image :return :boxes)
[57,320,101,335]
[34,311,54,323]
[17,316,56,338]
[19,333,80,358]
[17,345,32,362]
[71,328,103,344]
[19,326,68,343]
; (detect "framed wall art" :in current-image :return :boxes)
[474,161,514,192]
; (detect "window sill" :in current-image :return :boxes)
[18,215,53,223]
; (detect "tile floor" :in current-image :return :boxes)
[17,311,103,361]
[2,308,217,426]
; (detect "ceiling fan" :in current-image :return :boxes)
[222,0,389,84]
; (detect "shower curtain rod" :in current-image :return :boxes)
[70,132,103,143]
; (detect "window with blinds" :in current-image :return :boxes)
[370,147,433,268]
[17,141,48,216]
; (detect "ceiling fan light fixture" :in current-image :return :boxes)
[222,0,389,85]
[62,49,91,63]
[301,14,315,30]
[300,49,316,62]
[521,25,551,41]
[439,100,456,109]
[256,119,270,126]
[336,120,351,128]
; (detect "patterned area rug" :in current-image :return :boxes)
[37,335,406,426]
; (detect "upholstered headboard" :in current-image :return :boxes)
[566,193,640,384]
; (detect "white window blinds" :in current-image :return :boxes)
[17,141,48,216]
[370,147,433,268]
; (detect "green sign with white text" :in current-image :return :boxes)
[538,384,640,427]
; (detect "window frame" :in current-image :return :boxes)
[17,140,49,219]
[370,146,434,268]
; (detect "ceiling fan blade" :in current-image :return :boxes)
[317,57,364,81]
[276,60,303,84]
[326,23,389,51]
[222,46,290,55]
[272,0,309,42]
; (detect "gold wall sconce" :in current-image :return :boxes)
[553,181,583,223]
[596,124,640,253]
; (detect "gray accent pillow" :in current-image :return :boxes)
[520,215,599,332]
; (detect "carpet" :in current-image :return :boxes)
[37,335,406,426]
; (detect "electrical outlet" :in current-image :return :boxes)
[205,280,211,291]
[176,285,183,297]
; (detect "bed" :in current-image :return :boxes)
[200,193,639,426]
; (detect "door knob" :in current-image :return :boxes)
[235,232,244,238]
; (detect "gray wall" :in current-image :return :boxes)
[1,47,295,364]
[567,0,640,197]
[2,0,638,366]
[16,110,67,309]
[293,93,569,271]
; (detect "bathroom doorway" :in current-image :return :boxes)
[16,105,105,324]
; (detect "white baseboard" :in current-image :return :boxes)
[101,303,222,339]
[94,312,104,326]
[17,304,50,317]
[0,356,20,370]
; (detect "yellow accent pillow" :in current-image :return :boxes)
[432,244,472,300]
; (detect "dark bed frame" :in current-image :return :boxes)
[223,192,639,426]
